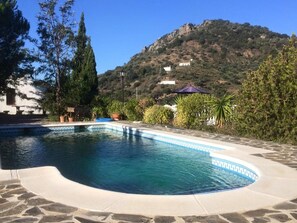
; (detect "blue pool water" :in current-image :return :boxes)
[0,129,254,195]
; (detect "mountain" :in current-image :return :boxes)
[98,19,289,101]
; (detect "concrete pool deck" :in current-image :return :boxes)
[1,122,297,222]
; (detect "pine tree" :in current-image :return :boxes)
[72,12,87,80]
[80,41,98,105]
[71,13,98,106]
[0,0,32,94]
[236,36,297,144]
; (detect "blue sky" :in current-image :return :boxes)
[18,0,296,74]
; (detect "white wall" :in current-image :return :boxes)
[0,77,44,115]
[158,80,176,85]
[179,62,191,66]
[163,66,172,72]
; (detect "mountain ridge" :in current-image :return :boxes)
[98,19,289,101]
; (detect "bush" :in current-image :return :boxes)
[92,106,106,118]
[236,36,297,144]
[48,114,59,122]
[124,97,155,121]
[174,94,213,129]
[143,105,174,125]
[124,99,142,121]
[138,97,155,113]
[92,96,110,117]
[107,100,125,116]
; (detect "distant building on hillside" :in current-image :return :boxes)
[163,66,172,72]
[179,62,191,66]
[0,76,44,115]
[179,59,193,67]
[158,80,176,85]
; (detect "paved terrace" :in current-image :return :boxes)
[1,122,297,223]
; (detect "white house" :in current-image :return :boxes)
[163,66,172,72]
[179,62,191,67]
[158,80,176,85]
[179,59,193,67]
[0,76,44,115]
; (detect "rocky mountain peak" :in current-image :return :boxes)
[143,23,196,53]
[176,23,195,36]
[143,21,215,53]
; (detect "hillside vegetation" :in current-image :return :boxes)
[98,19,289,100]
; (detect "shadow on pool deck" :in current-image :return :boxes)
[0,113,48,125]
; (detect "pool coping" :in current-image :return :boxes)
[1,122,297,216]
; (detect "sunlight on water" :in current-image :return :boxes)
[0,130,253,195]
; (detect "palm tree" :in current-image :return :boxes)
[210,95,234,128]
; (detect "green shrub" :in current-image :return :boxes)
[174,94,213,129]
[92,106,106,118]
[48,114,59,122]
[124,99,142,121]
[123,97,155,121]
[91,96,110,118]
[143,105,174,125]
[137,97,155,114]
[236,36,297,144]
[107,100,125,116]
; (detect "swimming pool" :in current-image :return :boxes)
[2,123,297,216]
[0,124,256,195]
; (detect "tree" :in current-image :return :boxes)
[72,12,87,80]
[0,0,32,95]
[236,36,297,144]
[80,40,98,104]
[71,13,98,106]
[36,0,75,115]
[210,94,234,128]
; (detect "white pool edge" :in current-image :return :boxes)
[1,122,297,216]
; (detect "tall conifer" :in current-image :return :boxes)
[72,12,87,80]
[80,41,98,105]
[71,12,98,106]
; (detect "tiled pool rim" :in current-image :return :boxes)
[1,122,297,216]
